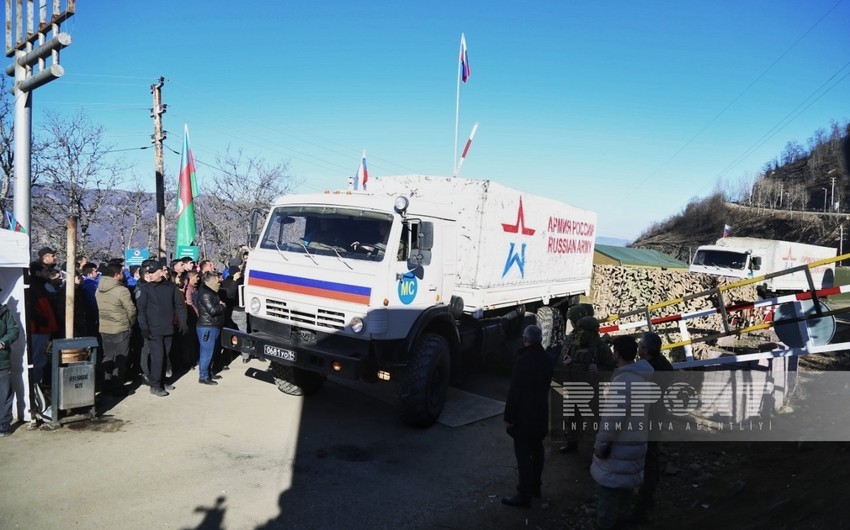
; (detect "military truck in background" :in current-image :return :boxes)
[689,237,836,297]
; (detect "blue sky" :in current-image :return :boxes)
[24,0,850,242]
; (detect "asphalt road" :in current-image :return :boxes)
[0,359,523,530]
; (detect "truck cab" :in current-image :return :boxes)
[223,191,458,426]
[689,245,760,279]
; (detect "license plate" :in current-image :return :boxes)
[264,345,296,362]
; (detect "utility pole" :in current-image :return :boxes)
[5,0,74,236]
[831,173,837,212]
[151,77,167,260]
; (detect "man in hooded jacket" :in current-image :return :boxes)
[96,263,136,396]
[591,335,654,530]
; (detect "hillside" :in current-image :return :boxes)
[634,121,850,260]
[634,195,846,261]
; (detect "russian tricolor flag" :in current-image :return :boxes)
[460,33,470,83]
[723,224,731,237]
[354,150,368,191]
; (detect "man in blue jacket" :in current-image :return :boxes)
[135,260,187,397]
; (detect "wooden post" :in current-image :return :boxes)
[65,216,77,338]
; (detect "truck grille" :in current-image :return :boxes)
[265,299,346,331]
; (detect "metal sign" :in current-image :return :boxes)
[176,245,199,261]
[124,248,150,266]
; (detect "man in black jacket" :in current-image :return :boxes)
[502,325,554,508]
[195,271,226,385]
[135,260,187,397]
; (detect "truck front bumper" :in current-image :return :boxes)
[221,327,370,380]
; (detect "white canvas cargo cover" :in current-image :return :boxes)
[370,176,597,311]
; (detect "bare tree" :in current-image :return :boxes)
[0,77,14,218]
[193,147,298,265]
[31,110,130,258]
[98,175,157,253]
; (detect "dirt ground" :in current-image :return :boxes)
[444,349,850,530]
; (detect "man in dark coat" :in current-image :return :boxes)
[135,260,187,397]
[502,325,554,508]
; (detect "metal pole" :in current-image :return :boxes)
[12,49,32,237]
[823,188,827,212]
[831,175,836,212]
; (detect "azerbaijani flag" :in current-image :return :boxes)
[175,124,199,248]
[460,33,470,83]
[4,210,25,232]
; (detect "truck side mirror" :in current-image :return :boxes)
[249,233,259,247]
[751,256,761,270]
[418,222,434,251]
[408,249,432,268]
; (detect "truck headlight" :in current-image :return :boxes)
[350,316,365,334]
[394,195,409,214]
[250,297,261,314]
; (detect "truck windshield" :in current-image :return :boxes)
[692,250,747,270]
[260,206,393,262]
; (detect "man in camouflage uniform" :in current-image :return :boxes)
[559,314,616,453]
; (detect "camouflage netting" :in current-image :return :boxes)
[589,265,762,361]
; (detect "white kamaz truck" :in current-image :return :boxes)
[222,176,597,426]
[689,237,836,297]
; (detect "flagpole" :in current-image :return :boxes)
[454,122,478,178]
[453,34,464,177]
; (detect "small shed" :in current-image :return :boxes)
[594,244,688,269]
[0,229,30,421]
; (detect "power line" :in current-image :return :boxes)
[710,64,850,185]
[626,0,846,195]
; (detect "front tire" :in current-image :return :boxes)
[270,362,326,396]
[398,333,450,427]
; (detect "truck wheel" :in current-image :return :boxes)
[270,362,326,396]
[398,333,450,428]
[536,306,557,350]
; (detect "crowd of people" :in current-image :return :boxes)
[503,313,673,529]
[25,246,251,400]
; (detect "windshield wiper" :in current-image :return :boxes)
[330,246,353,270]
[292,239,319,266]
[273,241,290,262]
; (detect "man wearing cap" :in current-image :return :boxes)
[135,260,187,397]
[37,247,57,268]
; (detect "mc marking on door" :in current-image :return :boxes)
[398,273,418,305]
